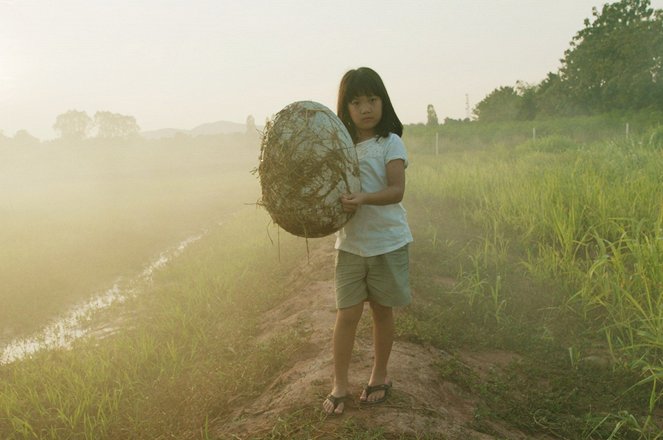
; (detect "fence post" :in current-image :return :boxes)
[533,127,536,141]
[435,132,439,155]
[625,123,630,139]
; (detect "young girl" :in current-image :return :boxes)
[322,67,413,415]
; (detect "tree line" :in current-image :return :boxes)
[0,109,140,147]
[473,0,663,122]
[53,110,140,141]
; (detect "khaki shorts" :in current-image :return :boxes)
[334,245,411,309]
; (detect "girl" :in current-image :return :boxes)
[322,67,413,415]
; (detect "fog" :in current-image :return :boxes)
[0,133,260,344]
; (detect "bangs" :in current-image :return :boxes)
[344,72,383,102]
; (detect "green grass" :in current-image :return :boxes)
[2,126,663,438]
[0,207,308,439]
[399,134,663,438]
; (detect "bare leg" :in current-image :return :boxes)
[361,301,394,403]
[323,302,364,414]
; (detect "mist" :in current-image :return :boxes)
[0,131,260,344]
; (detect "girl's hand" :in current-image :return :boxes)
[340,193,366,213]
[339,160,405,213]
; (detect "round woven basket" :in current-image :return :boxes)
[257,101,360,238]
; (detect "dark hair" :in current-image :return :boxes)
[337,67,403,142]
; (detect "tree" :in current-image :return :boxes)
[53,110,92,141]
[560,0,663,113]
[13,129,40,146]
[246,115,256,134]
[515,81,537,120]
[245,114,259,144]
[535,73,568,116]
[94,111,140,139]
[473,86,523,122]
[426,104,439,126]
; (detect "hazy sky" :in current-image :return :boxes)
[2,0,662,139]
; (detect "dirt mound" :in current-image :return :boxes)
[217,240,538,439]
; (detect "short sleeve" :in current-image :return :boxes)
[384,133,408,169]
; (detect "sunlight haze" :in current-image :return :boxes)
[2,0,663,436]
[2,0,662,139]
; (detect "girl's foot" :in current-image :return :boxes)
[359,380,392,404]
[322,393,348,415]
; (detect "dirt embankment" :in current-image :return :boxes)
[216,240,542,439]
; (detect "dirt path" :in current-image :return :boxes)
[218,239,542,439]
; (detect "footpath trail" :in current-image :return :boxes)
[215,239,548,439]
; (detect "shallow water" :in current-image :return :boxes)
[0,233,204,365]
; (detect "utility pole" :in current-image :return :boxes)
[465,94,471,120]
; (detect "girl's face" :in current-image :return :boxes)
[348,94,382,141]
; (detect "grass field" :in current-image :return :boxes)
[403,133,663,439]
[0,126,662,438]
[0,139,260,340]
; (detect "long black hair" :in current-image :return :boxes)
[337,67,403,142]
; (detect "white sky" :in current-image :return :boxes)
[2,0,662,139]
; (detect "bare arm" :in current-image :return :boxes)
[341,159,405,213]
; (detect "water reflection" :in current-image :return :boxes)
[0,233,203,364]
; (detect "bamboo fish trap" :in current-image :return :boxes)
[257,101,360,238]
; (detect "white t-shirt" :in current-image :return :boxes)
[335,133,414,257]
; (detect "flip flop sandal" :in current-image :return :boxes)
[360,382,392,405]
[323,394,349,415]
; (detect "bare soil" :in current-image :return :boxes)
[216,239,548,439]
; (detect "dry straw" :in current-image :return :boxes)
[256,101,360,238]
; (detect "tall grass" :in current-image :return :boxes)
[0,208,307,439]
[406,133,663,437]
[2,125,662,438]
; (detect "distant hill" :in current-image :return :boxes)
[141,120,251,139]
[191,120,247,136]
[140,128,190,139]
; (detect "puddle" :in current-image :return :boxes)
[0,233,204,365]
